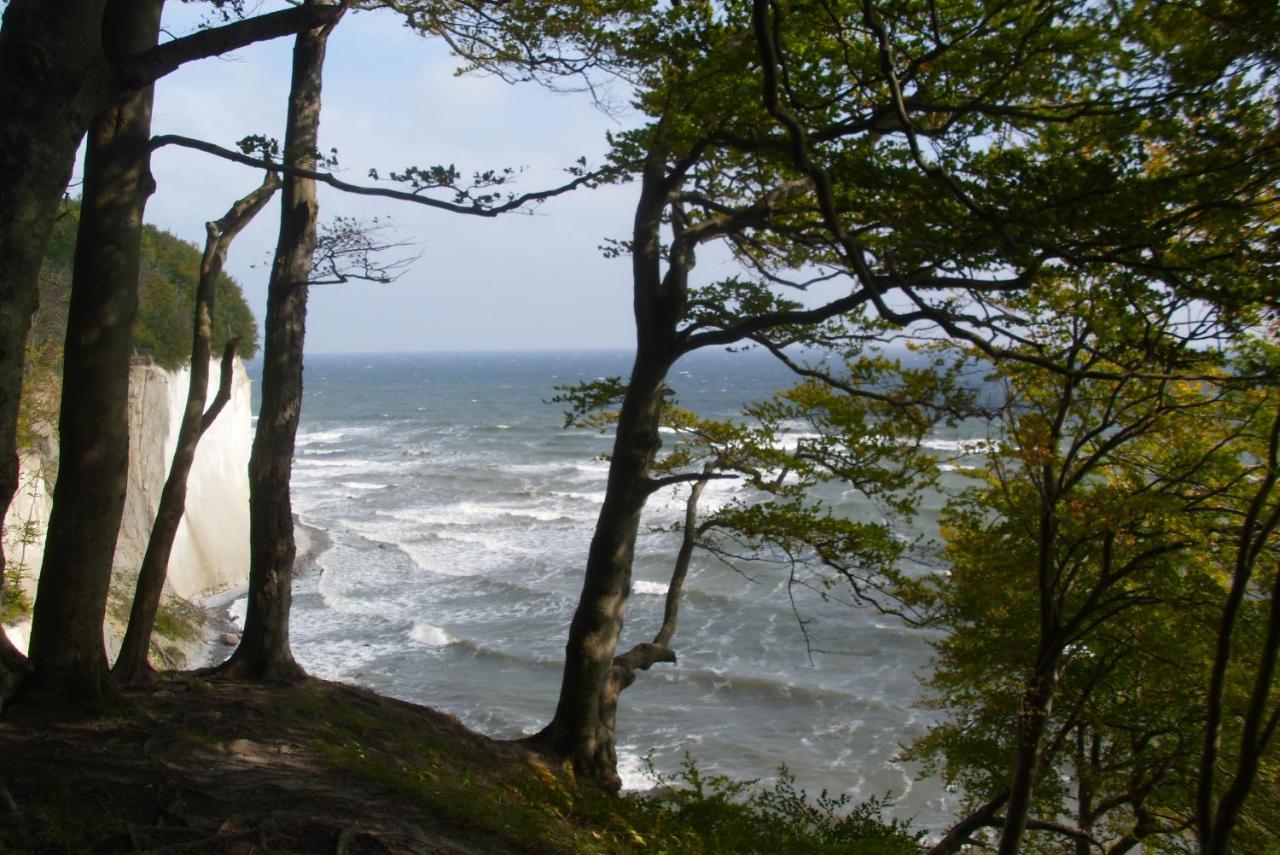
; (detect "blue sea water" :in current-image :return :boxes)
[228,349,988,828]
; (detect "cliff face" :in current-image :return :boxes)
[2,358,252,655]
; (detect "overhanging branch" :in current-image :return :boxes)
[150,134,613,217]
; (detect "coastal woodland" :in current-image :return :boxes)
[1,0,1278,852]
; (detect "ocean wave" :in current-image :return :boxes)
[632,580,669,596]
[617,747,659,792]
[921,437,997,454]
[317,568,398,618]
[659,667,876,706]
[408,622,456,647]
[292,457,400,473]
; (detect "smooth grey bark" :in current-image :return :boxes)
[114,175,277,684]
[214,4,345,683]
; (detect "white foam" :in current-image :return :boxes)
[633,580,669,596]
[228,596,247,628]
[922,438,997,454]
[297,428,349,444]
[340,481,386,491]
[317,569,393,617]
[408,622,456,647]
[617,748,659,792]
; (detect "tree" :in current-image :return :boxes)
[113,172,280,685]
[211,2,348,683]
[551,347,959,787]
[533,0,1261,789]
[21,1,167,708]
[740,1,1277,846]
[906,284,1280,853]
[0,0,350,696]
[1197,340,1280,855]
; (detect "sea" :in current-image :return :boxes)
[220,349,989,830]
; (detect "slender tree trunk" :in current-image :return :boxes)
[534,155,689,787]
[536,347,671,787]
[998,663,1058,853]
[998,456,1064,854]
[0,0,113,684]
[114,175,278,684]
[1198,407,1280,854]
[22,1,163,709]
[594,470,709,777]
[214,6,344,683]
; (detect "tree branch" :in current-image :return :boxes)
[150,134,612,217]
[200,338,240,434]
[116,5,345,90]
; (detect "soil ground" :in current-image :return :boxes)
[0,677,543,854]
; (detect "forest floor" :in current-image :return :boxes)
[0,673,923,854]
[0,676,636,854]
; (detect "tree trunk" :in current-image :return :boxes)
[593,470,708,780]
[214,6,344,683]
[997,657,1059,854]
[533,153,688,787]
[928,792,1010,855]
[535,347,671,787]
[0,0,113,687]
[114,176,278,685]
[22,1,163,710]
[0,0,351,694]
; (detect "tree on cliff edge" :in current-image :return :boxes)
[534,0,1280,794]
[0,0,349,702]
[211,2,346,683]
[114,172,280,686]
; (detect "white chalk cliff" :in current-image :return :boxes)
[2,357,252,655]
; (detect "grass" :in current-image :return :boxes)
[1,678,922,854]
[276,688,921,854]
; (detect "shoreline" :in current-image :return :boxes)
[194,515,332,669]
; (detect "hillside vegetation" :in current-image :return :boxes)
[18,199,259,445]
[37,198,259,369]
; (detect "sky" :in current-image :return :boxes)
[138,3,657,353]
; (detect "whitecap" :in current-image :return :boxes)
[922,437,998,454]
[227,596,247,628]
[633,580,669,596]
[617,747,659,792]
[340,481,387,491]
[408,623,456,647]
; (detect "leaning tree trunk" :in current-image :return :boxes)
[594,469,710,773]
[535,348,671,788]
[534,155,690,788]
[22,2,164,710]
[214,6,344,683]
[0,0,113,686]
[113,175,279,685]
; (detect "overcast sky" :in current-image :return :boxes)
[137,4,658,353]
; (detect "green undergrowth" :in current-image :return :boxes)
[105,570,207,669]
[276,689,921,854]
